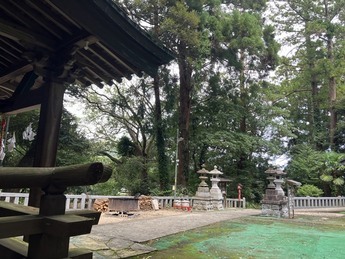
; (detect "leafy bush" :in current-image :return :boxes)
[296,184,323,197]
[149,187,173,196]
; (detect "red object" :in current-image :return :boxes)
[1,117,6,130]
[237,184,242,200]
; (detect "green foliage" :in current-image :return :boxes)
[117,136,136,157]
[67,0,345,200]
[56,109,93,166]
[114,157,147,195]
[286,145,324,185]
[318,151,345,195]
[225,0,267,12]
[89,178,120,196]
[287,145,345,196]
[161,1,203,54]
[3,109,92,167]
[149,187,173,196]
[296,184,324,197]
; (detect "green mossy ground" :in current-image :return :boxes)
[134,214,345,259]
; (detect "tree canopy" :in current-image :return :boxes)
[62,0,345,200]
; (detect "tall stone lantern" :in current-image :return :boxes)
[209,165,224,210]
[193,165,213,211]
[261,168,288,218]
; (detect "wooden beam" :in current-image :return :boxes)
[0,201,38,216]
[0,238,28,258]
[66,210,101,225]
[0,215,43,239]
[0,162,112,190]
[0,238,93,259]
[0,87,44,114]
[0,202,101,225]
[0,64,33,83]
[0,239,93,259]
[0,37,24,53]
[25,0,74,35]
[97,42,138,76]
[45,0,82,30]
[0,18,55,51]
[44,214,94,237]
[9,0,64,40]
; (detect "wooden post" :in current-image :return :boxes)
[28,194,69,258]
[29,78,66,208]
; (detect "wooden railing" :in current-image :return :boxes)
[0,193,246,209]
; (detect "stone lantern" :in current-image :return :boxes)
[192,164,213,211]
[261,168,288,218]
[274,169,286,196]
[265,168,277,189]
[208,165,224,210]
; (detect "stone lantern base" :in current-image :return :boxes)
[210,188,223,210]
[212,199,223,210]
[261,200,288,218]
[192,197,213,211]
[261,188,288,218]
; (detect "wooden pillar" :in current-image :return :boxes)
[28,194,69,258]
[28,78,66,208]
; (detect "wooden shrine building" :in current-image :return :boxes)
[0,0,174,258]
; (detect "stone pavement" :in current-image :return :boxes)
[70,208,260,258]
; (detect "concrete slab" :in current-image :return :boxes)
[71,208,260,258]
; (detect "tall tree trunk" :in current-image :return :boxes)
[152,4,169,191]
[239,50,246,133]
[238,50,247,171]
[153,74,169,190]
[305,26,321,149]
[141,155,149,195]
[325,1,337,149]
[327,38,336,149]
[177,43,192,187]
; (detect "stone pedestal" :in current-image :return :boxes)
[261,200,288,218]
[210,178,223,210]
[193,175,213,211]
[261,188,288,218]
[208,166,224,210]
[192,197,213,211]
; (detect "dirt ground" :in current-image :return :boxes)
[98,207,345,225]
[98,208,188,224]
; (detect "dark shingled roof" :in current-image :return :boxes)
[0,0,174,112]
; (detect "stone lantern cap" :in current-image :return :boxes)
[197,164,209,174]
[265,168,286,176]
[208,165,223,176]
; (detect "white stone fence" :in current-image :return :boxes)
[5,192,345,210]
[293,196,345,209]
[152,196,246,209]
[0,192,246,210]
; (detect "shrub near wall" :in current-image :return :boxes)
[296,184,324,197]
